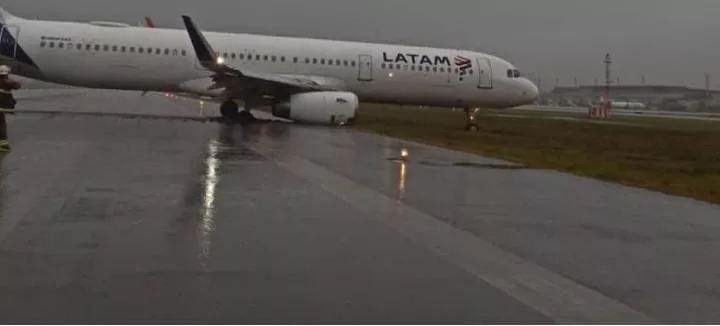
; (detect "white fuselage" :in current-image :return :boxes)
[0,14,538,109]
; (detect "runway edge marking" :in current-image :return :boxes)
[248,145,655,324]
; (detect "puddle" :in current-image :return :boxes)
[413,160,526,169]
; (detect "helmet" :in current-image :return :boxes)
[0,65,9,76]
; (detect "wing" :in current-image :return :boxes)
[181,15,346,98]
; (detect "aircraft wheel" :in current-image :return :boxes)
[220,100,239,119]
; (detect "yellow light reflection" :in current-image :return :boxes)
[198,139,220,268]
[398,161,407,200]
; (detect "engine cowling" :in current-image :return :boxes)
[272,91,359,125]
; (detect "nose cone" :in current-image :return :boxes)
[522,78,539,103]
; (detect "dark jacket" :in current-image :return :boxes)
[0,77,20,109]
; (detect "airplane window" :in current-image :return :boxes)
[439,67,444,73]
[343,60,348,66]
[263,55,268,61]
[513,70,520,78]
[48,42,55,48]
[281,56,286,62]
[293,57,298,63]
[410,66,415,71]
[335,59,341,65]
[240,53,246,60]
[164,49,169,55]
[222,52,228,58]
[426,66,430,72]
[95,44,101,51]
[433,67,437,72]
[381,63,386,69]
[305,58,310,64]
[155,48,160,55]
[120,46,126,52]
[230,53,236,59]
[320,58,325,64]
[271,55,276,62]
[255,54,260,60]
[507,69,513,78]
[40,41,46,47]
[77,44,82,50]
[147,48,152,54]
[173,49,179,56]
[328,59,333,66]
[469,69,474,75]
[313,58,318,64]
[138,47,144,53]
[352,61,356,67]
[67,43,73,49]
[129,46,135,53]
[112,45,118,52]
[58,42,64,48]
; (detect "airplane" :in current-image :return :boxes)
[0,5,539,128]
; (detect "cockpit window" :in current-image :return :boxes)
[513,69,520,78]
[507,69,514,78]
[507,69,521,78]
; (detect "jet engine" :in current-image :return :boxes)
[272,91,359,125]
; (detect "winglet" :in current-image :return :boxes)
[181,15,218,69]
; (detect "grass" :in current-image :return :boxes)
[352,105,720,205]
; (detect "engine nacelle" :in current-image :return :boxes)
[272,91,359,125]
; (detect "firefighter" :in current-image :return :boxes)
[0,65,20,152]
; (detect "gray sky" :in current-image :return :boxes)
[4,0,719,90]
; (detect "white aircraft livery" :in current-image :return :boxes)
[0,5,538,126]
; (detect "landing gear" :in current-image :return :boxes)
[220,100,239,119]
[219,99,259,124]
[464,108,479,131]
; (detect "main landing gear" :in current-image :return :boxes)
[464,108,480,131]
[220,99,258,124]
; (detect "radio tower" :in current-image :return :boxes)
[603,53,612,110]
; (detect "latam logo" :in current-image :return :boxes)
[383,52,474,69]
[454,56,472,75]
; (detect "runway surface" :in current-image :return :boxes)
[1,89,720,323]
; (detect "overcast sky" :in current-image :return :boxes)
[4,0,719,90]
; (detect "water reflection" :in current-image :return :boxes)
[197,138,220,268]
[398,160,407,201]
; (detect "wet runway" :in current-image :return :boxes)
[1,89,720,323]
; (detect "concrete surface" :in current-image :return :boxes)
[0,89,719,323]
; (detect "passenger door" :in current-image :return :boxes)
[475,57,492,89]
[357,54,373,82]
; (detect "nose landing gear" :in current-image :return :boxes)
[464,108,479,131]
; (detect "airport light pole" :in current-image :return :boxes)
[604,53,612,110]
